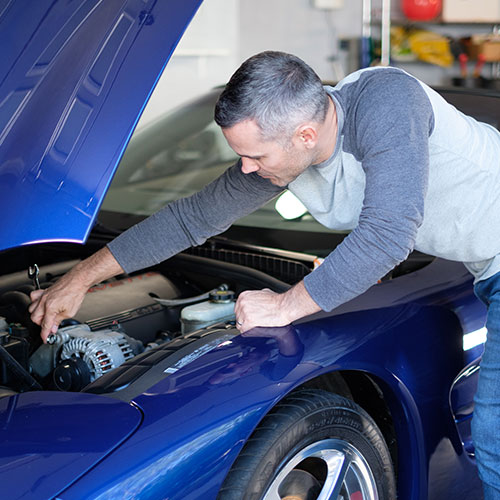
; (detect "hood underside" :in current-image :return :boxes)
[0,0,202,251]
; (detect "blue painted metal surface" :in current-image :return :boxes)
[52,259,485,500]
[0,391,142,499]
[0,0,202,251]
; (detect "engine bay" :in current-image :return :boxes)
[0,233,302,397]
[0,258,245,394]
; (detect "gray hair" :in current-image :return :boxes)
[214,51,329,142]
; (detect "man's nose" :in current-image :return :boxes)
[241,157,259,174]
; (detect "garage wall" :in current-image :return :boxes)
[237,0,359,83]
[138,0,351,128]
[137,0,493,129]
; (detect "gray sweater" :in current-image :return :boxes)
[108,67,500,312]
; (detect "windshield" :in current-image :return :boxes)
[102,89,339,234]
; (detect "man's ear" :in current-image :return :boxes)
[294,124,318,149]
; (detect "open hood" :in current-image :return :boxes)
[0,0,202,251]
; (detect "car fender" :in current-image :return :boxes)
[58,301,466,499]
[0,391,142,500]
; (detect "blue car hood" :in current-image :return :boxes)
[0,0,202,251]
[0,391,142,500]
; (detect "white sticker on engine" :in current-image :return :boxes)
[163,334,234,374]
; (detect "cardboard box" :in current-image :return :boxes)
[442,0,500,22]
[464,34,500,61]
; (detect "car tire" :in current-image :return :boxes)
[218,389,396,500]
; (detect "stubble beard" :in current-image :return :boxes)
[278,149,313,186]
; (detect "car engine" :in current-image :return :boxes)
[31,325,142,392]
[0,260,236,393]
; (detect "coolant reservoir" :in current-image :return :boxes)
[180,288,235,334]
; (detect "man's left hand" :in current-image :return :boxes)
[234,281,321,333]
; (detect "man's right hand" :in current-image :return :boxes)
[29,273,89,343]
[28,246,124,343]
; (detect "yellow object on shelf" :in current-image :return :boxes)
[408,29,454,67]
[390,27,454,67]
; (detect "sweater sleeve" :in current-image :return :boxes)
[304,71,434,311]
[107,161,283,273]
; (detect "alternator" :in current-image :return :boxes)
[58,324,135,381]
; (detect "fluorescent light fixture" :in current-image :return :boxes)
[312,0,344,8]
[463,327,487,351]
[275,191,308,220]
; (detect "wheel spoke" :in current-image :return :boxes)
[262,468,285,500]
[318,448,352,500]
[262,483,281,500]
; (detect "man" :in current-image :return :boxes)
[29,51,500,497]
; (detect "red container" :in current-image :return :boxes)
[402,0,442,21]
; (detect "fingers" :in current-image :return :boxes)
[40,319,59,344]
[29,292,47,325]
[235,291,250,332]
[29,284,86,343]
[235,319,251,334]
[235,289,286,333]
[28,289,44,314]
[29,291,61,342]
[235,315,250,333]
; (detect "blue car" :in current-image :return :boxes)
[0,1,494,499]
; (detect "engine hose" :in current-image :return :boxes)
[0,291,42,350]
[0,345,42,391]
[152,286,227,307]
[0,290,32,311]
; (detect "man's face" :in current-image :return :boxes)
[222,119,312,187]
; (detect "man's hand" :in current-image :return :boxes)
[29,275,89,342]
[29,247,124,343]
[234,281,320,333]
